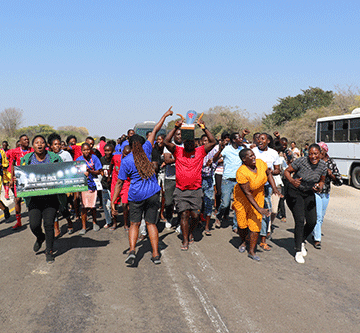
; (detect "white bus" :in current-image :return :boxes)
[315,108,360,188]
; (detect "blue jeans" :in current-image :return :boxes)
[313,193,330,241]
[216,178,237,220]
[202,176,214,216]
[260,184,273,237]
[102,189,112,225]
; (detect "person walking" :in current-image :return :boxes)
[284,144,327,263]
[312,142,342,249]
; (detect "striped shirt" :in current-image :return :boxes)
[291,157,327,191]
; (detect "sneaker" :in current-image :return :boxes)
[175,225,182,234]
[295,252,305,264]
[301,243,307,257]
[165,221,172,229]
[79,229,86,235]
[151,255,161,265]
[33,238,44,252]
[46,251,55,264]
[4,207,10,220]
[93,223,100,231]
[125,251,136,265]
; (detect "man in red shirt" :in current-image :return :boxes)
[164,118,216,250]
[10,134,34,229]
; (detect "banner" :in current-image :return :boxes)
[15,161,88,197]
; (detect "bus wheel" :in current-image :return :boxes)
[351,166,360,189]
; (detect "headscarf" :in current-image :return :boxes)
[318,141,329,152]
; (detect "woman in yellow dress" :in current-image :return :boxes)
[233,148,282,261]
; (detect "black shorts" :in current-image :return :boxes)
[173,188,203,214]
[129,192,160,224]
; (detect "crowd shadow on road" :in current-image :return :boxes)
[0,223,28,239]
[0,212,29,239]
[52,235,110,258]
[270,228,296,256]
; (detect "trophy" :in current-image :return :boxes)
[176,110,204,141]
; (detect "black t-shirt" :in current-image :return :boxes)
[92,148,102,160]
[100,156,112,190]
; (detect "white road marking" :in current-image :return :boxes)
[162,255,200,333]
[186,272,230,333]
[190,244,259,332]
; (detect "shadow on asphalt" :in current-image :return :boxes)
[270,237,296,256]
[0,223,28,239]
[53,235,110,257]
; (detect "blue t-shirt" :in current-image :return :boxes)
[118,140,161,202]
[115,143,121,153]
[222,144,243,179]
[76,155,102,191]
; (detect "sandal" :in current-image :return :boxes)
[151,255,161,265]
[204,229,212,236]
[109,225,116,231]
[181,244,189,251]
[103,224,110,229]
[259,242,271,251]
[314,241,321,249]
[125,251,136,265]
[189,237,194,245]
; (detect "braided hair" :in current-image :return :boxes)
[129,134,155,180]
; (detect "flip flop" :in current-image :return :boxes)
[189,237,195,245]
[259,242,271,251]
[181,244,189,251]
[248,254,260,261]
[204,229,212,236]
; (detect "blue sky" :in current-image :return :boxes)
[1,0,359,139]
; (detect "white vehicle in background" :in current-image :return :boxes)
[316,107,360,188]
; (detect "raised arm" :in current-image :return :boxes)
[147,106,173,146]
[197,119,217,154]
[164,120,182,154]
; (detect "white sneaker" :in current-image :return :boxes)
[165,221,172,229]
[175,225,182,235]
[301,243,307,257]
[295,252,305,264]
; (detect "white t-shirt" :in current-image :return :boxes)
[58,150,73,162]
[252,147,280,170]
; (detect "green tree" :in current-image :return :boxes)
[263,87,334,127]
[17,124,55,138]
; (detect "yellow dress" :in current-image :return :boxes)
[233,159,268,232]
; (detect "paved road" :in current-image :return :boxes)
[0,186,359,333]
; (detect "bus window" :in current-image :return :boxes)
[334,120,348,142]
[319,121,333,142]
[350,118,360,142]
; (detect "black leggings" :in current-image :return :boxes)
[286,185,316,252]
[28,195,59,253]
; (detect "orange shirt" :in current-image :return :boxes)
[233,159,268,226]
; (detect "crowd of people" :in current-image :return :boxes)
[0,107,342,265]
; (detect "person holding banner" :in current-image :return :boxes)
[20,135,66,263]
[76,143,103,235]
[111,107,174,266]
